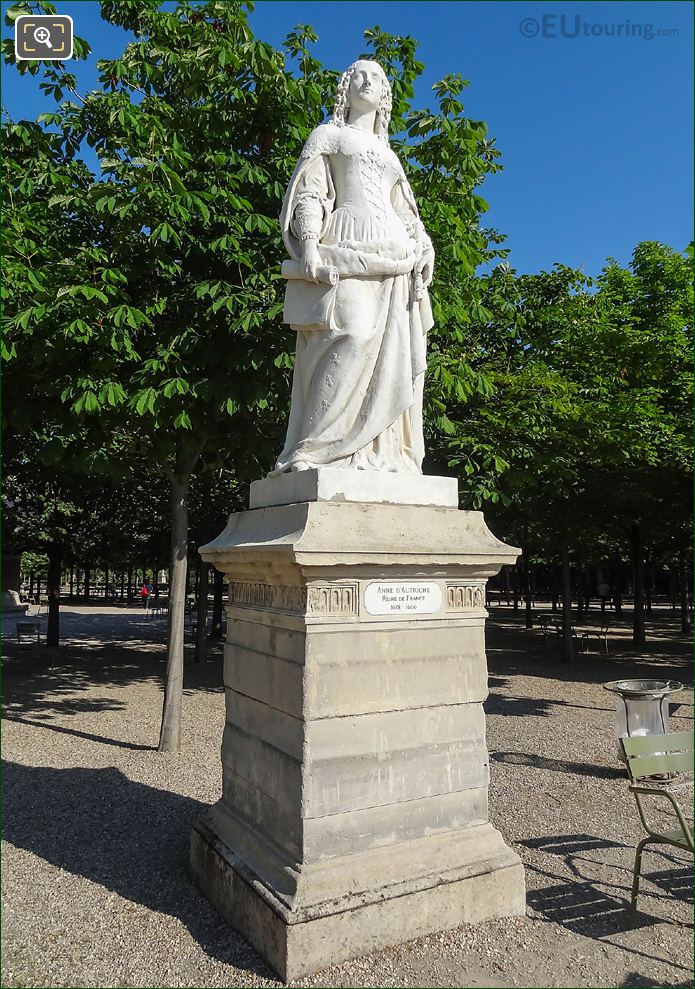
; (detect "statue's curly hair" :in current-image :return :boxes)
[332,60,392,142]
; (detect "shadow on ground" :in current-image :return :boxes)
[643,867,694,905]
[491,751,625,780]
[521,832,693,959]
[485,615,694,695]
[1,759,277,982]
[619,976,693,988]
[2,643,224,723]
[526,880,658,937]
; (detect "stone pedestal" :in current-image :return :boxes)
[194,495,525,980]
[1,590,29,614]
[2,554,28,614]
[250,468,459,509]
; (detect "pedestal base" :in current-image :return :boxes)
[1,590,29,614]
[191,816,525,981]
[250,468,458,509]
[196,500,525,979]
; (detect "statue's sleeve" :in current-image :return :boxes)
[289,156,331,243]
[392,171,434,258]
[280,134,336,262]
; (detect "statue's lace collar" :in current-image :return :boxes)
[300,122,395,164]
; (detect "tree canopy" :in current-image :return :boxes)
[3,0,692,734]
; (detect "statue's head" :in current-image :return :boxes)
[332,59,392,142]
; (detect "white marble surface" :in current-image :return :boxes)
[249,468,458,509]
[273,59,435,477]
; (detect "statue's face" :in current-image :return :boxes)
[348,61,383,113]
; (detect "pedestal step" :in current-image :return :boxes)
[249,468,458,509]
[191,817,525,981]
[195,500,524,979]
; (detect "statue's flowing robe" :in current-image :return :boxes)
[273,122,434,475]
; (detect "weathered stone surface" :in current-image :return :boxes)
[202,501,516,574]
[250,468,458,509]
[191,817,525,981]
[193,500,525,978]
[224,623,488,720]
[1,590,28,614]
[302,787,490,860]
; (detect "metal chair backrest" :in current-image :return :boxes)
[621,731,694,781]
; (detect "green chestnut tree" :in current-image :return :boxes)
[3,3,509,748]
[429,243,692,656]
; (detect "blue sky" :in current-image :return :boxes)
[2,0,692,276]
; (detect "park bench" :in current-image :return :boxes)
[16,621,41,646]
[537,614,580,652]
[621,731,694,916]
[537,614,558,642]
[538,614,611,655]
[578,623,610,654]
[148,599,167,618]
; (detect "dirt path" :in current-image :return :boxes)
[2,605,692,988]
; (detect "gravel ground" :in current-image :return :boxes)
[2,603,693,989]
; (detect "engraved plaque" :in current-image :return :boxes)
[364,581,442,616]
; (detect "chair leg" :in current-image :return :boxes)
[630,836,652,918]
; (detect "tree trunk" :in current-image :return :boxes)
[127,567,133,602]
[104,566,110,600]
[210,569,225,639]
[69,567,74,601]
[512,564,519,612]
[632,522,646,648]
[46,546,62,647]
[120,570,125,602]
[159,472,190,753]
[679,549,692,633]
[551,570,558,613]
[194,559,209,663]
[561,536,574,661]
[576,560,583,620]
[154,569,160,599]
[29,572,35,598]
[522,550,533,629]
[84,564,91,601]
[645,555,653,616]
[612,559,622,615]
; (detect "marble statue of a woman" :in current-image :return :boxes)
[272,59,435,476]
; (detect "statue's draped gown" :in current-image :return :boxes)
[274,122,434,475]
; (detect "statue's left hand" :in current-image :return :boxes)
[417,249,435,289]
[299,239,322,283]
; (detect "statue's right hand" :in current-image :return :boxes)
[300,241,321,283]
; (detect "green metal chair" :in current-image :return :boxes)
[621,731,694,915]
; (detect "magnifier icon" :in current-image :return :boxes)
[34,26,53,48]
